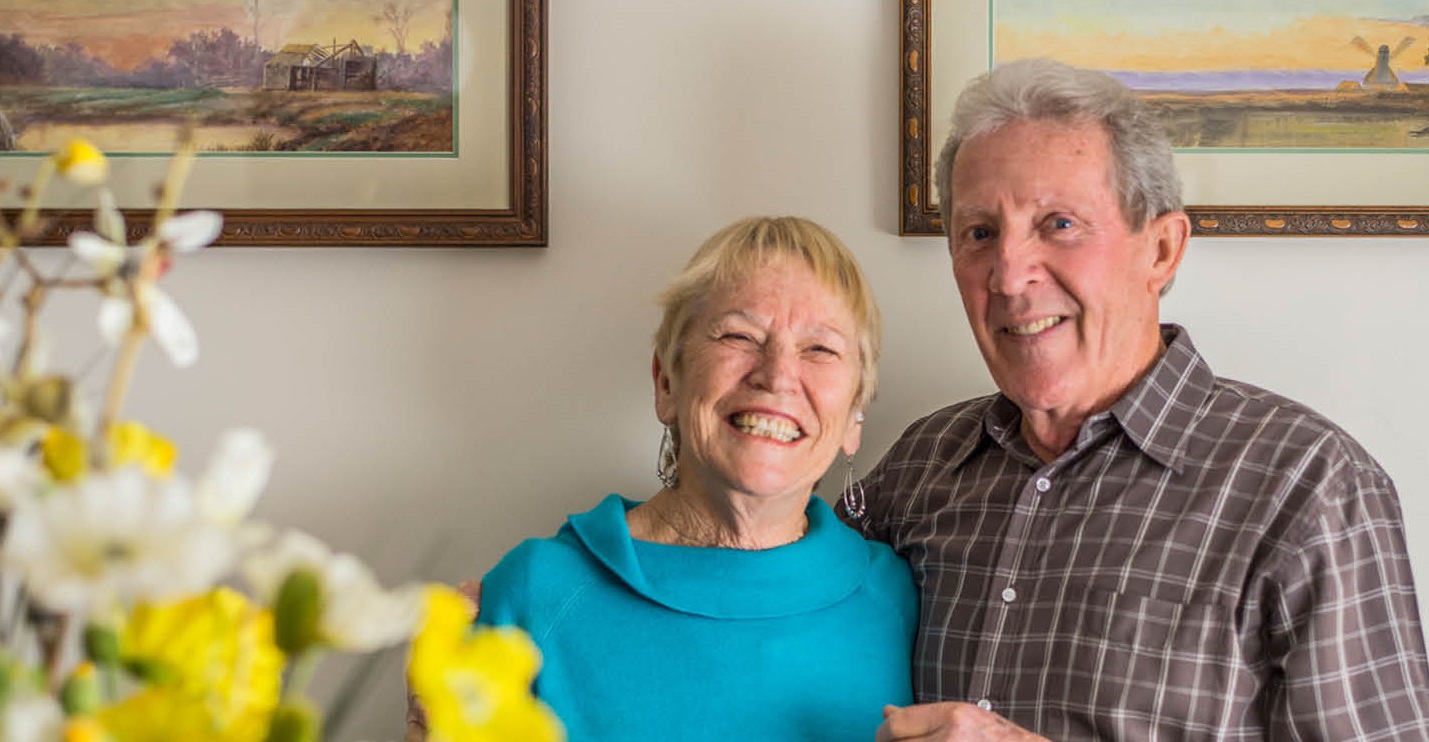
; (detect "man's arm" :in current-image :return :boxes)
[1268,463,1429,739]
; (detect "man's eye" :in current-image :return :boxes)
[1051,216,1074,230]
[969,226,993,241]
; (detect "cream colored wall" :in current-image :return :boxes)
[114,1,1429,738]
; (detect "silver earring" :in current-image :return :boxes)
[840,452,865,519]
[657,426,679,488]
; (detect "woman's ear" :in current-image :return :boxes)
[841,409,865,459]
[652,353,678,425]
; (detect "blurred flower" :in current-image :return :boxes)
[53,139,108,186]
[0,444,39,512]
[195,428,273,528]
[69,208,221,370]
[107,422,177,479]
[2,467,235,612]
[99,588,281,742]
[243,530,423,654]
[0,689,64,742]
[409,586,562,742]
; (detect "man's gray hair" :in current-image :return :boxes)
[934,58,1183,230]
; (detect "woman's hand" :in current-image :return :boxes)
[404,580,482,742]
[875,702,1051,742]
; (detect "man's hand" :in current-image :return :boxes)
[876,702,1051,742]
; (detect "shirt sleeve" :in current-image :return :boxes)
[1265,456,1429,740]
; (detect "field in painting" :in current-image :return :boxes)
[1144,87,1429,149]
[1,86,453,153]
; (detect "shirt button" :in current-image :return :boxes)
[1001,587,1017,602]
[977,698,993,711]
[1035,477,1051,492]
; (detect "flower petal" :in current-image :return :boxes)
[197,428,274,527]
[95,187,127,246]
[97,296,134,347]
[159,210,223,253]
[142,286,199,368]
[68,232,125,274]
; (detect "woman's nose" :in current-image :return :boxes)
[748,345,799,393]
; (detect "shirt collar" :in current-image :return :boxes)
[973,324,1215,474]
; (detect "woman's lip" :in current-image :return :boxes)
[728,410,805,442]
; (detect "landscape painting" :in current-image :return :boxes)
[0,0,456,154]
[994,0,1429,149]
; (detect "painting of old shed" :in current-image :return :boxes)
[263,40,377,92]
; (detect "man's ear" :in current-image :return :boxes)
[652,353,677,425]
[1146,210,1190,295]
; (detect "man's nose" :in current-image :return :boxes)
[986,234,1041,296]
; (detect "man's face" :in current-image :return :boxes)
[946,118,1184,424]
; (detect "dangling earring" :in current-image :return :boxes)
[657,426,679,488]
[840,451,865,519]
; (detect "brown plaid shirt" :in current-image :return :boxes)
[842,324,1429,741]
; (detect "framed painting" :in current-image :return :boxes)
[0,0,546,247]
[902,0,1429,237]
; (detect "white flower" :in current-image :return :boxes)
[0,690,63,742]
[69,208,222,369]
[2,467,236,612]
[196,428,274,528]
[243,529,424,652]
[0,445,38,513]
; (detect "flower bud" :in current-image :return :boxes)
[53,139,108,186]
[273,569,324,656]
[263,699,321,742]
[59,662,101,715]
[120,656,178,685]
[83,624,121,666]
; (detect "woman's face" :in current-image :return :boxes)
[654,257,864,504]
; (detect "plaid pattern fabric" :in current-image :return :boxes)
[842,325,1429,741]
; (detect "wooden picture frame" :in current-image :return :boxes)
[6,0,546,248]
[901,0,1429,238]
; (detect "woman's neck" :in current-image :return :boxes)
[628,488,808,550]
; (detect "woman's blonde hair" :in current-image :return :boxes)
[653,216,881,411]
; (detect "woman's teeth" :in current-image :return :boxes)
[731,413,803,442]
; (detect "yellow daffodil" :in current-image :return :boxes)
[61,716,110,742]
[408,585,563,742]
[108,422,177,478]
[52,139,108,186]
[42,427,88,483]
[102,588,282,742]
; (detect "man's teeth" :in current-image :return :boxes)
[731,413,803,442]
[1006,316,1062,336]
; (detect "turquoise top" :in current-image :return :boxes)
[479,494,917,742]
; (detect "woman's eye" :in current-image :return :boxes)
[805,344,840,358]
[720,332,756,344]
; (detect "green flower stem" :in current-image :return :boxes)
[284,649,323,702]
[96,313,146,467]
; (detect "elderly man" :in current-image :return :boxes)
[843,58,1429,741]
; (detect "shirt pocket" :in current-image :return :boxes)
[1039,588,1248,738]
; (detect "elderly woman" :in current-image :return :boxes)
[465,216,915,740]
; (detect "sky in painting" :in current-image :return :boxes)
[995,0,1429,74]
[0,0,451,71]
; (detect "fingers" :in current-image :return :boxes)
[876,703,951,741]
[457,579,482,620]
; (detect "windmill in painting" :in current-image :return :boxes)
[1346,36,1416,91]
[0,0,455,154]
[993,0,1429,149]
